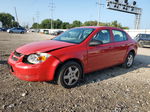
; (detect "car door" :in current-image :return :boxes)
[17,28,21,33]
[87,29,115,72]
[12,28,16,33]
[14,28,19,33]
[111,29,129,64]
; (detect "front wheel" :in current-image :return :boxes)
[122,52,134,68]
[20,32,24,34]
[57,61,82,88]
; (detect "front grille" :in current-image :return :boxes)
[12,56,18,61]
[14,51,23,57]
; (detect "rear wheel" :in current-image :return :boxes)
[122,52,134,68]
[57,61,82,88]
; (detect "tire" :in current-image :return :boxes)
[138,41,144,48]
[122,52,134,68]
[57,61,82,89]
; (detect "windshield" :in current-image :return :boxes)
[53,28,94,44]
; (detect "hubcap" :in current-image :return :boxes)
[63,66,80,86]
[127,54,133,67]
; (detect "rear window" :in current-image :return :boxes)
[112,30,127,42]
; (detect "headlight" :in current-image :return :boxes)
[27,53,51,64]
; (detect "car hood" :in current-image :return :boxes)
[16,40,76,55]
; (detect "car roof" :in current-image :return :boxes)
[138,33,150,35]
[73,26,124,31]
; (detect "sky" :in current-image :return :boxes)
[0,0,149,29]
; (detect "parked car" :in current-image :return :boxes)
[8,26,137,88]
[30,29,40,33]
[54,30,64,36]
[7,27,27,34]
[50,30,64,36]
[0,27,7,32]
[0,28,3,31]
[134,34,150,47]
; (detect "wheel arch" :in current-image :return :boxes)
[129,49,136,57]
[123,48,136,63]
[54,58,84,82]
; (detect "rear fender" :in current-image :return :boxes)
[123,46,137,62]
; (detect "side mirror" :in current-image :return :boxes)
[89,40,103,46]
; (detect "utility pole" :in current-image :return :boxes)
[14,7,19,27]
[36,11,39,30]
[48,0,55,31]
[96,0,104,26]
[33,17,35,24]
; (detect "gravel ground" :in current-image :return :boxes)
[0,32,150,112]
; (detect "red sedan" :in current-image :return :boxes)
[8,26,138,88]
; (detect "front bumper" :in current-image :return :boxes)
[8,52,61,81]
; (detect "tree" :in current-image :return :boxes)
[110,20,122,28]
[84,21,97,26]
[121,26,129,29]
[31,23,40,29]
[54,19,63,29]
[0,13,19,28]
[109,20,129,29]
[40,19,63,29]
[12,21,19,27]
[71,20,82,28]
[31,18,129,30]
[62,22,70,29]
[40,19,51,29]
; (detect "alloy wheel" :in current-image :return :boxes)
[63,66,80,86]
[127,54,133,67]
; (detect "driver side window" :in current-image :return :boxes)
[93,30,111,44]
